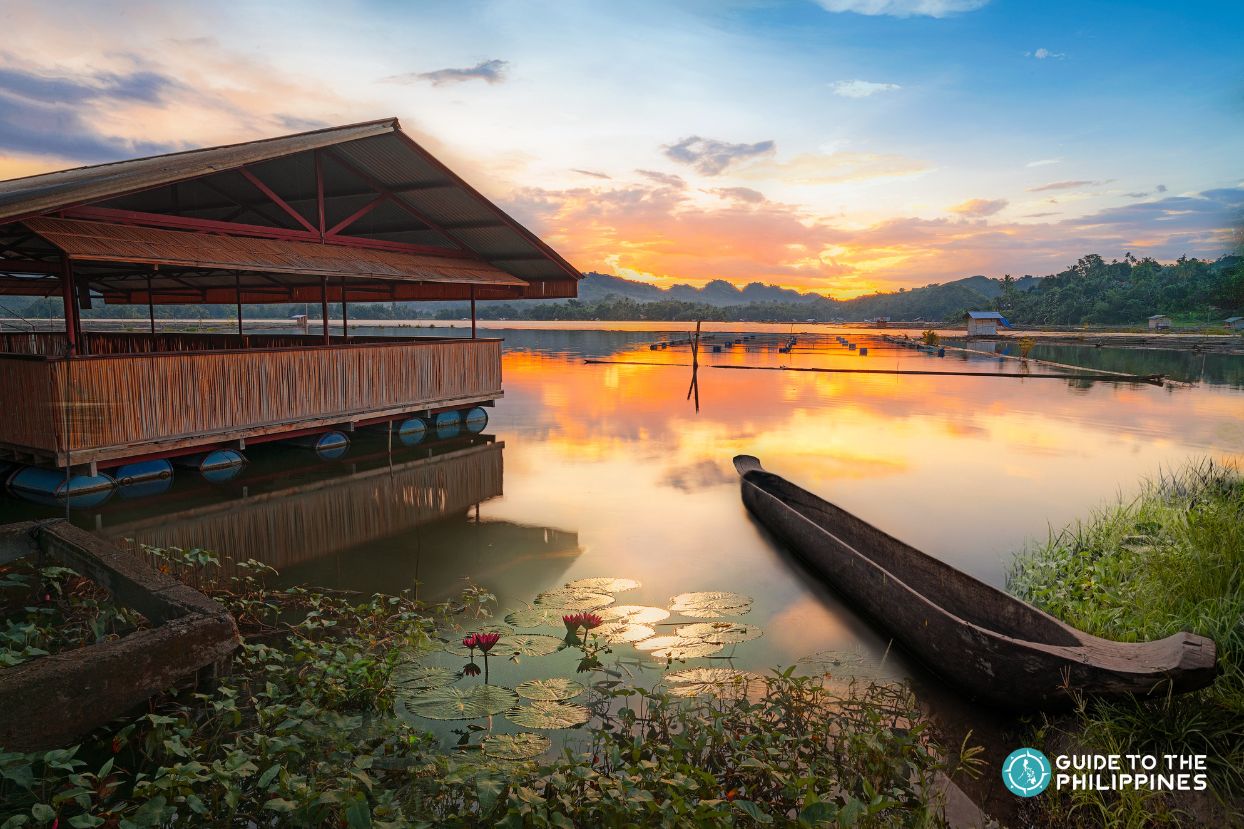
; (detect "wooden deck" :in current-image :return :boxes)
[0,332,502,467]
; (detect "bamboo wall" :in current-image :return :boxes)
[0,335,502,464]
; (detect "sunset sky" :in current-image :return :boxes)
[1,0,1240,297]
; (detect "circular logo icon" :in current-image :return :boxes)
[1002,748,1052,797]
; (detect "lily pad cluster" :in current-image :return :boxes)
[393,576,767,761]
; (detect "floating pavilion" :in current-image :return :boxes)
[0,118,581,488]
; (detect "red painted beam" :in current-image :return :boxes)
[326,193,386,236]
[325,149,468,252]
[238,167,319,234]
[59,206,475,258]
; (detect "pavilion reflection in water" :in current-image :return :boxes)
[95,437,581,600]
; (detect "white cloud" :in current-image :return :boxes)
[831,79,902,98]
[1025,158,1061,168]
[815,0,989,17]
[1026,48,1065,60]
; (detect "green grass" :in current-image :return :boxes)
[1009,461,1244,826]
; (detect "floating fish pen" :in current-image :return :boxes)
[0,118,581,490]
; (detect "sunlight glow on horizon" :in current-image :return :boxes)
[0,1,1238,295]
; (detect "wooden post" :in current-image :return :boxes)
[340,276,348,341]
[470,286,477,339]
[146,275,156,338]
[235,273,243,342]
[59,258,78,356]
[321,276,330,345]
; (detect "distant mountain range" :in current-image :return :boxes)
[572,273,818,307]
[555,271,1039,315]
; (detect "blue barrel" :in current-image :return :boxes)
[395,416,429,447]
[285,431,350,460]
[175,449,248,482]
[859,347,868,356]
[462,406,489,434]
[848,343,856,350]
[7,466,115,509]
[433,410,461,440]
[114,459,173,487]
[938,347,946,358]
[118,477,174,499]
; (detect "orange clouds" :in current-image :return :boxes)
[510,175,1241,297]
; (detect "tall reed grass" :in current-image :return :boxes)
[1009,461,1243,826]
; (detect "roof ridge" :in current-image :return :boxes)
[0,117,400,186]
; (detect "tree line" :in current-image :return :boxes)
[2,252,1239,326]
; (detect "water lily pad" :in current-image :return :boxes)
[666,668,762,698]
[533,588,614,610]
[635,635,725,660]
[504,634,564,657]
[398,685,517,721]
[507,700,591,729]
[669,591,752,618]
[565,577,641,593]
[592,622,656,644]
[482,732,551,761]
[515,677,585,701]
[647,640,725,660]
[676,622,763,645]
[390,664,458,691]
[598,605,670,625]
[504,604,564,629]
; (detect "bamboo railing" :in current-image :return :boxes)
[0,333,502,465]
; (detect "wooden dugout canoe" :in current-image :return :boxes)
[733,455,1217,711]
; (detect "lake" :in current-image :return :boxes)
[2,322,1241,754]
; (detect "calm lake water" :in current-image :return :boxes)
[2,322,1242,758]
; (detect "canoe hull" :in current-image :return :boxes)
[736,457,1217,711]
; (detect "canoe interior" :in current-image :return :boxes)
[746,469,1083,647]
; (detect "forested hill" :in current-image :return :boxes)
[468,253,1241,325]
[3,253,1240,326]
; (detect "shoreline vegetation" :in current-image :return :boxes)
[4,252,1240,328]
[0,551,980,828]
[0,460,1239,827]
[1009,461,1244,827]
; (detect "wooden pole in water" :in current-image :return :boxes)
[686,320,701,411]
[470,286,477,340]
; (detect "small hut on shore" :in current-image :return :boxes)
[1225,316,1243,331]
[965,310,1010,337]
[0,118,580,484]
[1148,314,1172,331]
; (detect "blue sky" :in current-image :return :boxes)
[0,0,1239,294]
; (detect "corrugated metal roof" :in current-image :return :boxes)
[0,117,582,288]
[24,217,525,287]
[966,311,1005,319]
[0,119,398,224]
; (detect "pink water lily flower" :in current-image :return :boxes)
[462,634,478,651]
[475,632,501,653]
